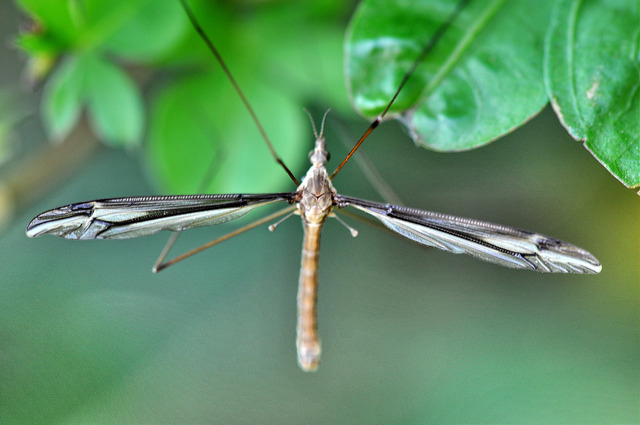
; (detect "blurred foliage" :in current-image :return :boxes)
[15,0,352,194]
[0,88,30,165]
[348,0,639,188]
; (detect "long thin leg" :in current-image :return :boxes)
[152,231,182,272]
[153,205,296,273]
[179,0,298,185]
[153,133,225,273]
[332,116,403,205]
[330,0,470,179]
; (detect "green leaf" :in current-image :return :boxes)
[146,69,307,194]
[16,0,82,48]
[84,55,144,148]
[347,0,554,151]
[249,1,352,113]
[545,0,640,188]
[143,1,354,194]
[41,56,85,141]
[15,32,59,57]
[15,0,86,81]
[83,0,188,61]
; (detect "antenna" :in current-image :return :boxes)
[330,0,470,179]
[179,0,299,186]
[304,108,331,140]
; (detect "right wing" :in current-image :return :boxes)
[26,193,297,240]
[335,194,601,274]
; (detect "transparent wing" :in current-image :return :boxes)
[26,193,296,240]
[335,195,601,274]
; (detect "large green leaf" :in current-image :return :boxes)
[347,0,553,151]
[545,0,639,188]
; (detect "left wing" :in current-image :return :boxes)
[26,193,296,240]
[335,194,601,274]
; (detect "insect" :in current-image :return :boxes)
[26,0,601,371]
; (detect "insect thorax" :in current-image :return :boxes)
[297,164,335,225]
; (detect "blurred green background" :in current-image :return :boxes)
[1,1,637,423]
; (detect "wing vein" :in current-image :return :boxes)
[335,194,601,274]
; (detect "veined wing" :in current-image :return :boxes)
[335,195,601,274]
[26,193,296,240]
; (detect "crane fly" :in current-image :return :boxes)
[26,0,601,372]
